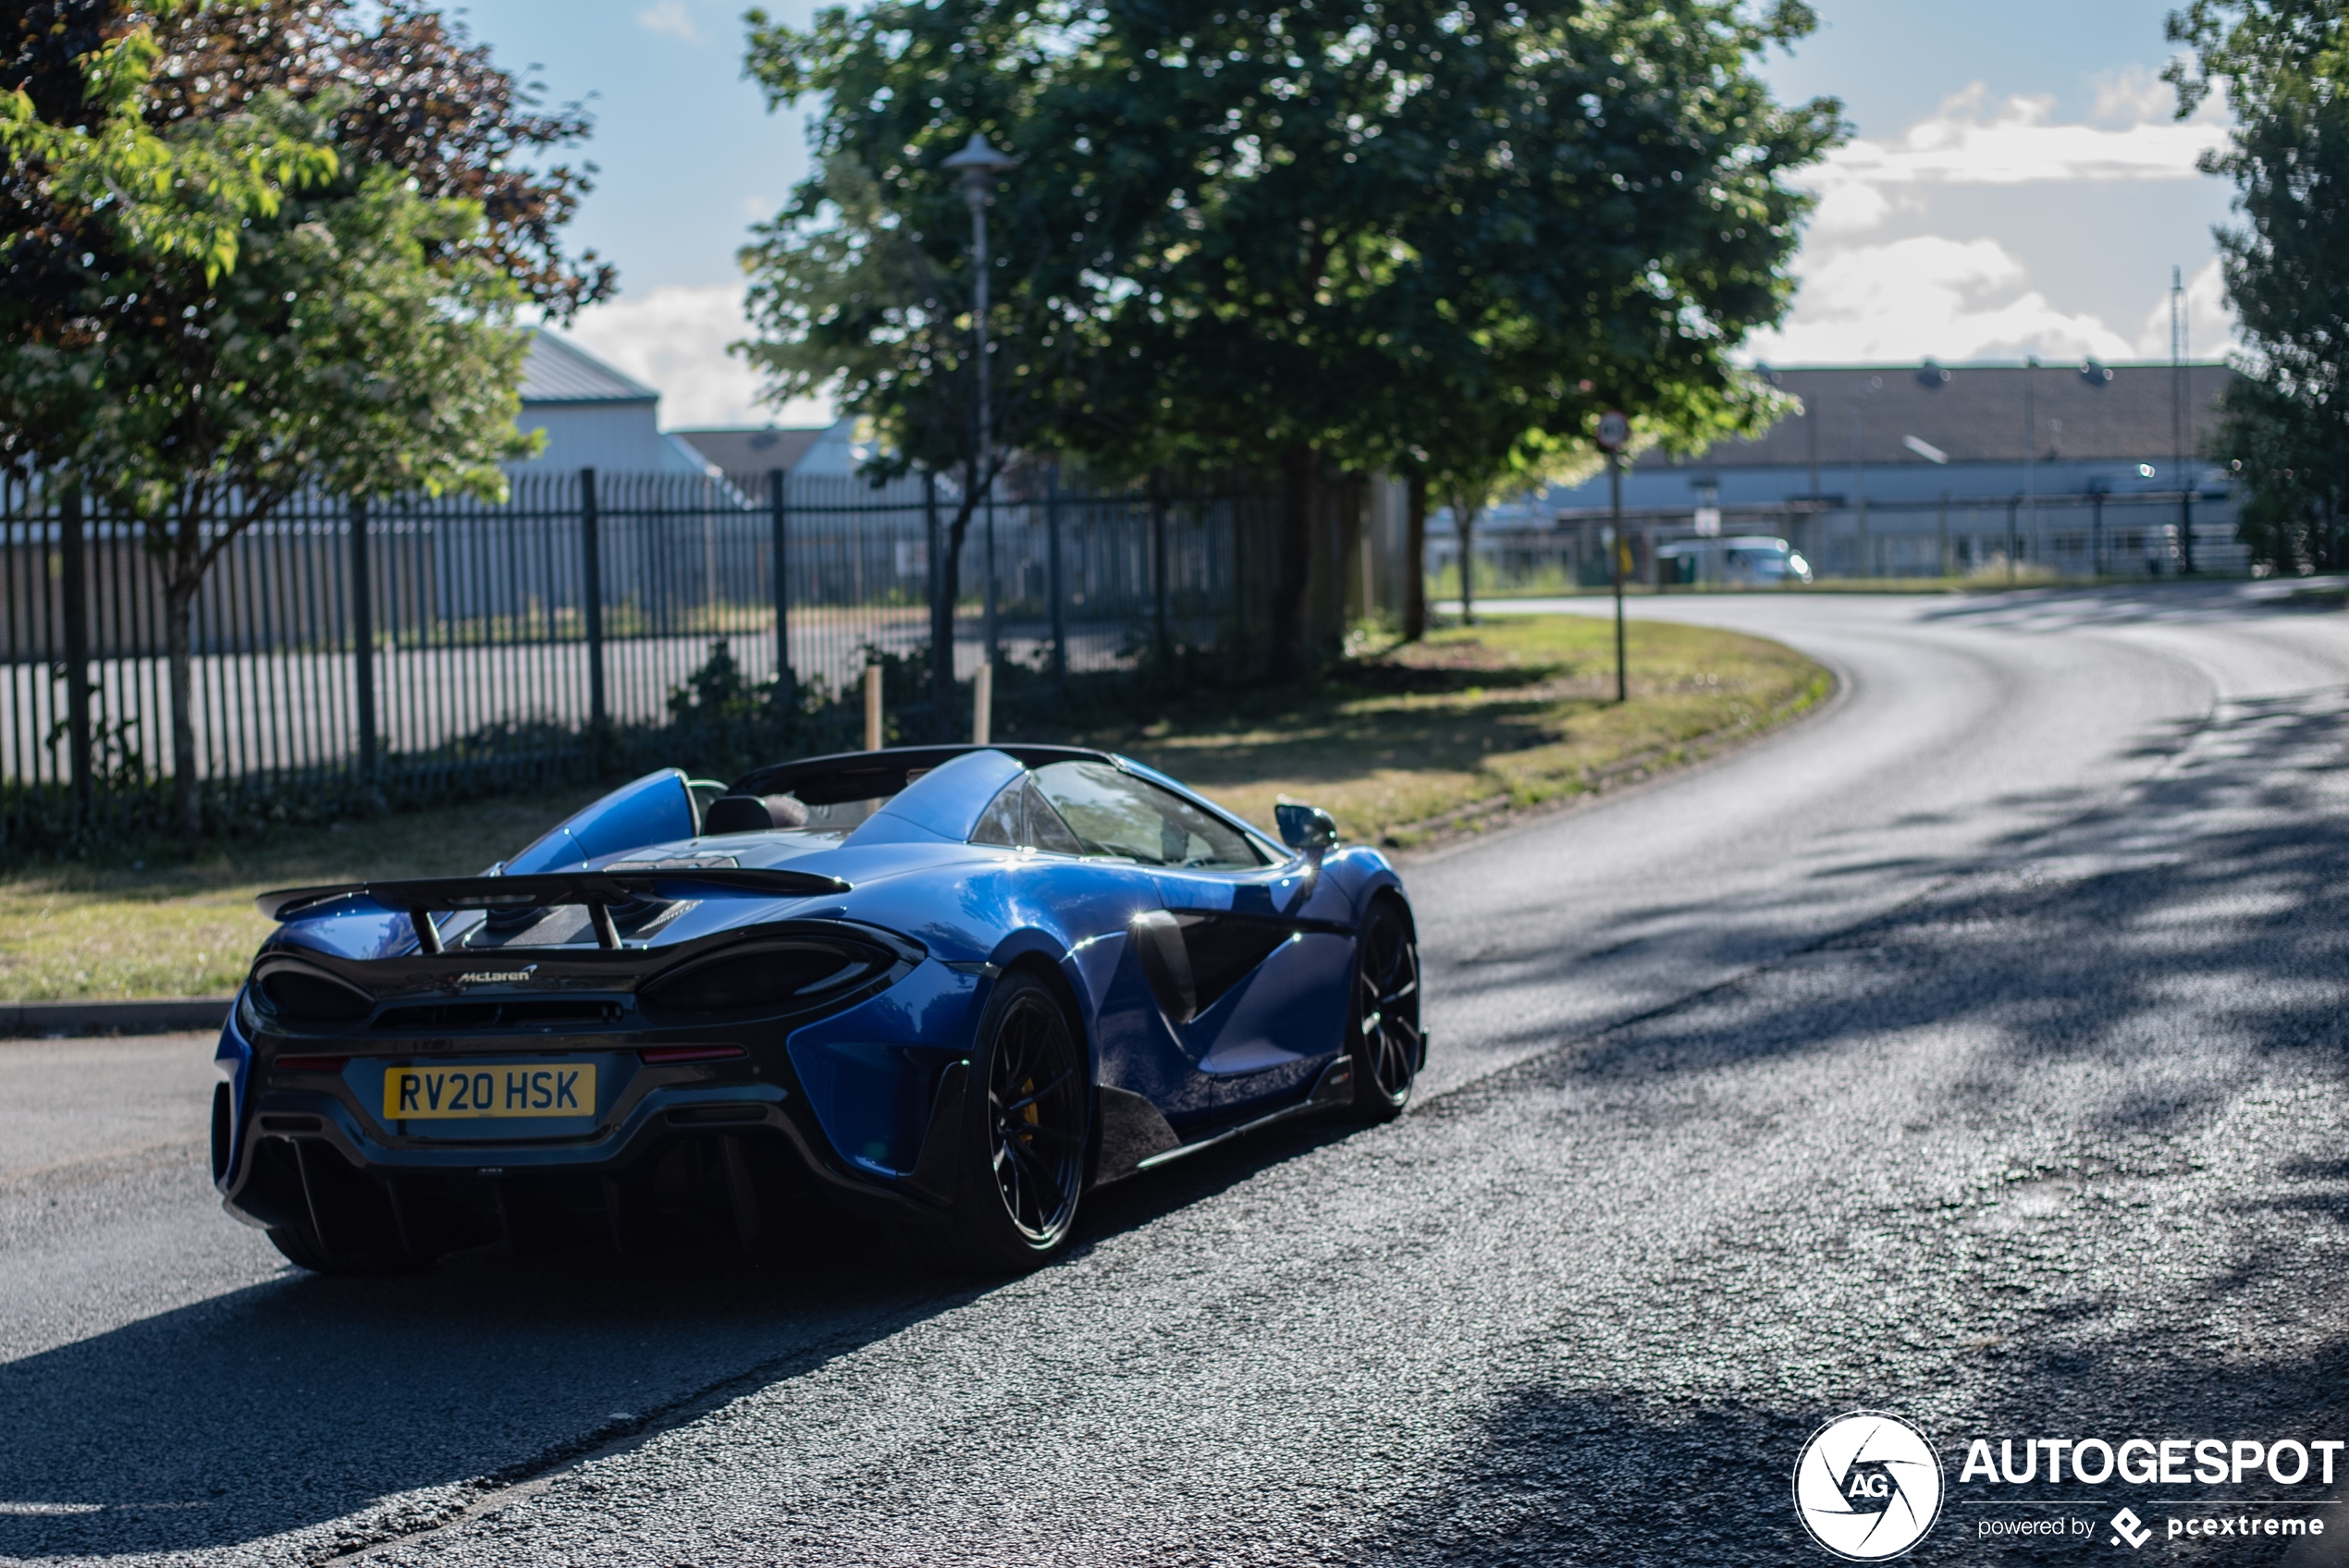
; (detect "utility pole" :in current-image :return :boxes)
[1851,375,1882,578]
[946,132,1016,666]
[2171,265,2195,574]
[2021,355,2037,584]
[1597,410,1630,703]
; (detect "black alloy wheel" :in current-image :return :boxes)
[918,970,1088,1273]
[1347,900,1421,1120]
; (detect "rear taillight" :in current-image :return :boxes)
[638,939,892,1016]
[273,1055,349,1073]
[257,970,373,1024]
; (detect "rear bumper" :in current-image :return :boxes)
[214,957,990,1243]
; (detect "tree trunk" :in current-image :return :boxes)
[1402,473,1428,642]
[165,568,201,847]
[930,476,979,741]
[1454,492,1479,627]
[1271,443,1316,681]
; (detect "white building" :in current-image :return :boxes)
[510,329,711,477]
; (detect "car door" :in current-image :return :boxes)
[1027,761,1349,1123]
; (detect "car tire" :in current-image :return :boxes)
[904,970,1088,1275]
[1347,899,1421,1121]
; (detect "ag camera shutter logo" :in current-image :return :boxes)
[1793,1411,1946,1561]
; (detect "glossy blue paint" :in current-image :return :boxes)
[506,768,697,874]
[786,961,984,1176]
[858,748,1026,843]
[214,992,254,1181]
[223,746,1419,1216]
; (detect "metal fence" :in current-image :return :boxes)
[1,465,1277,853]
[1434,490,2247,593]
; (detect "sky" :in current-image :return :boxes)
[451,0,2244,430]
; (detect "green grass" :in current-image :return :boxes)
[0,790,608,1003]
[0,615,1828,1001]
[1097,614,1830,851]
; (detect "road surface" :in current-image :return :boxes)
[5,582,2347,1564]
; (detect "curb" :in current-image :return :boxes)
[0,997,232,1039]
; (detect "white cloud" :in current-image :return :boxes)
[1807,178,1902,237]
[1827,83,2226,188]
[2091,64,2178,127]
[635,0,699,43]
[555,282,833,429]
[2130,259,2236,359]
[1748,236,2137,363]
[1751,80,2244,366]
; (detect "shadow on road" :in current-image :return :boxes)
[1369,691,2349,1566]
[0,1116,1364,1559]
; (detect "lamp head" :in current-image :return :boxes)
[944,131,1016,202]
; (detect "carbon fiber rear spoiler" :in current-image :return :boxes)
[255,867,851,952]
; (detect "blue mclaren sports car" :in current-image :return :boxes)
[214,744,1422,1273]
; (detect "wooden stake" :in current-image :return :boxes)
[864,665,883,751]
[973,661,993,745]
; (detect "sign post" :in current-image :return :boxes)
[1594,410,1631,704]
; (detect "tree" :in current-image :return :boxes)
[1079,0,1834,662]
[1,2,564,841]
[738,0,1836,681]
[2169,0,2349,570]
[741,0,1147,729]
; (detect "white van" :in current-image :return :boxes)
[1656,535,1814,588]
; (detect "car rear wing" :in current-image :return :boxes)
[254,868,852,953]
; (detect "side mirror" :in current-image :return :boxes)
[1274,802,1339,862]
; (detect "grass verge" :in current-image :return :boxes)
[1,615,1827,1002]
[1100,614,1828,852]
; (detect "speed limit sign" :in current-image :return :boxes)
[1595,410,1631,451]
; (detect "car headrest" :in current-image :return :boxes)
[703,793,810,834]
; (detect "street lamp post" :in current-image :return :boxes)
[1595,410,1631,703]
[1850,375,1882,578]
[945,131,1017,673]
[2020,353,2038,585]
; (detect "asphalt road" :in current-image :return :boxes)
[6,582,2349,1565]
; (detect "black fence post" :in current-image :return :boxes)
[349,495,377,785]
[581,467,608,752]
[769,467,794,723]
[1151,471,1171,668]
[925,471,954,739]
[1230,469,1248,664]
[59,486,92,827]
[1047,464,1067,690]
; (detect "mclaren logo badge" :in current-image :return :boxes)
[457,967,536,985]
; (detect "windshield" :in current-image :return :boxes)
[1029,762,1266,870]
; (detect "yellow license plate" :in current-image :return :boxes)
[384,1062,596,1120]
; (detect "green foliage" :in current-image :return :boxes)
[740,3,1834,475]
[2169,0,2349,569]
[0,3,557,842]
[0,5,338,283]
[10,165,538,519]
[740,0,1839,663]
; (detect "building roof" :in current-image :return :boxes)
[1651,361,2241,472]
[518,328,659,405]
[669,426,830,476]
